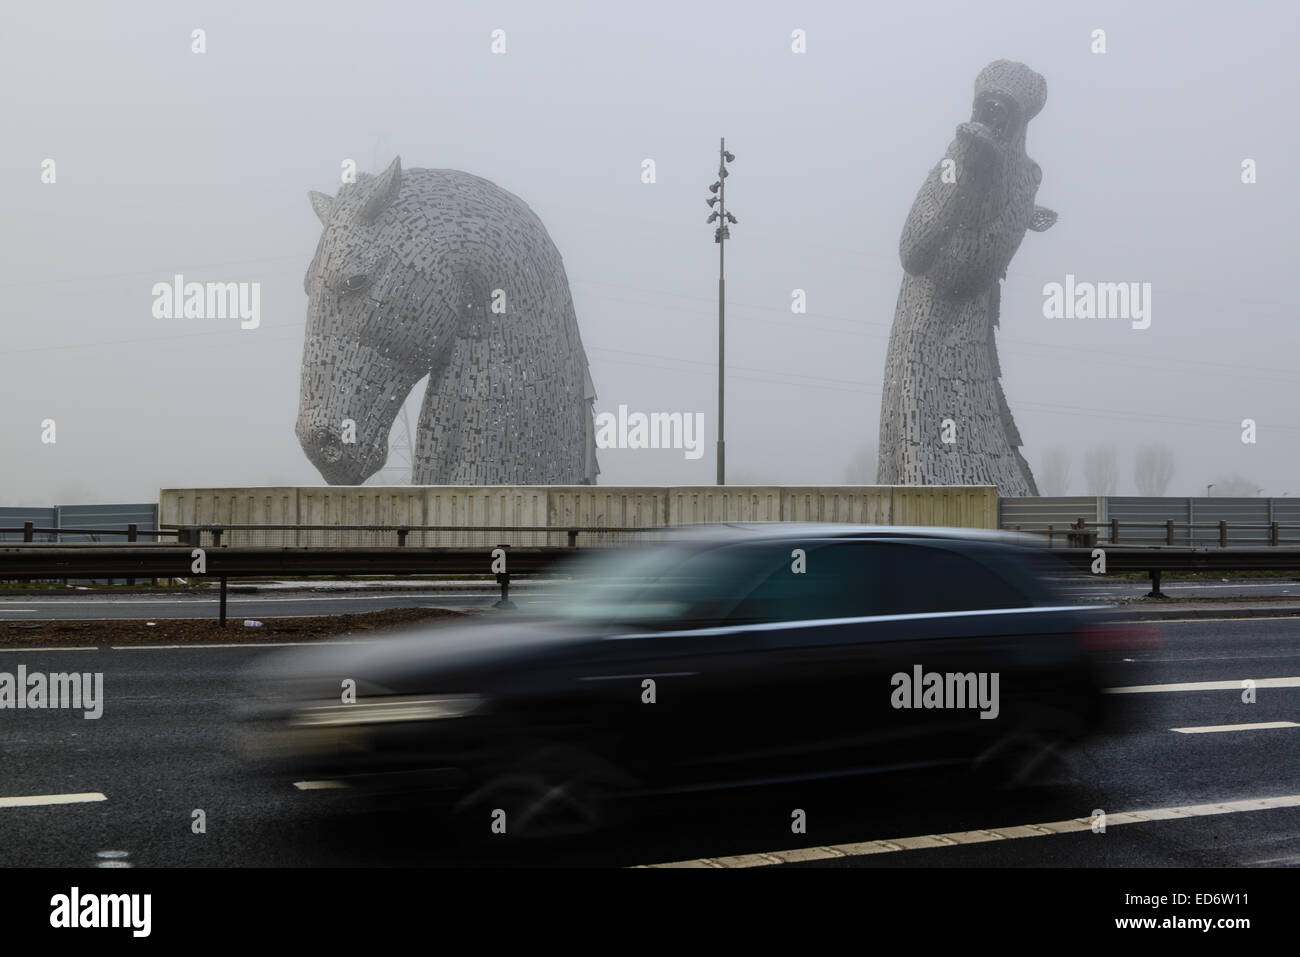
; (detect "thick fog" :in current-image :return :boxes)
[2,0,1296,504]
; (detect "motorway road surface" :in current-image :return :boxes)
[0,617,1297,867]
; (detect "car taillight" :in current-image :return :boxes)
[1075,623,1163,651]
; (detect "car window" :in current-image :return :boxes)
[549,538,1034,628]
[726,540,1032,623]
[871,543,1032,614]
[726,542,885,624]
[548,542,781,627]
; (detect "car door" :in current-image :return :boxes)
[571,542,803,788]
[727,539,1042,775]
[720,539,914,775]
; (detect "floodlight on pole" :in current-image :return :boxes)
[707,137,736,485]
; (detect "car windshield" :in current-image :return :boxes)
[545,542,775,626]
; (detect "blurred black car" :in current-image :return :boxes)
[237,524,1130,837]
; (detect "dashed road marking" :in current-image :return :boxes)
[637,794,1300,868]
[0,640,369,653]
[0,646,98,653]
[1171,721,1299,734]
[293,780,349,790]
[0,792,107,808]
[0,594,484,606]
[1152,616,1300,624]
[1105,676,1300,694]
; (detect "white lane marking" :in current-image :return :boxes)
[0,609,37,612]
[0,792,107,808]
[1171,721,1300,734]
[1105,676,1300,694]
[111,640,366,650]
[0,640,367,653]
[0,594,484,606]
[1151,616,1300,624]
[10,613,430,623]
[293,780,349,790]
[1137,653,1300,663]
[638,794,1300,868]
[7,607,471,622]
[0,646,98,653]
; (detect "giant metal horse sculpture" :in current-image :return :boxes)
[296,157,599,485]
[876,60,1057,496]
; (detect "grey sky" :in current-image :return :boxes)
[2,0,1296,503]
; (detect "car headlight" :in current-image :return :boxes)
[289,694,484,728]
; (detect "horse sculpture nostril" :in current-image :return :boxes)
[317,431,345,464]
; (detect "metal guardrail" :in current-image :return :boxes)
[1003,520,1300,548]
[6,534,1300,618]
[0,523,179,542]
[1048,546,1300,597]
[0,544,584,624]
[0,545,574,578]
[0,523,180,586]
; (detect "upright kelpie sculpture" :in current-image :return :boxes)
[877,61,1057,495]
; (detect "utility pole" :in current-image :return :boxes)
[707,138,736,485]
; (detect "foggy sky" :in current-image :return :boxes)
[2,0,1297,504]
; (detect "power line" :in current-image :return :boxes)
[587,344,1300,434]
[4,265,1294,385]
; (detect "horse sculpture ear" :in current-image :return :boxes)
[1029,205,1058,232]
[355,156,403,225]
[309,190,335,226]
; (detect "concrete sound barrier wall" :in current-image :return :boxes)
[158,486,998,546]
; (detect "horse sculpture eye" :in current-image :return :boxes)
[342,274,371,294]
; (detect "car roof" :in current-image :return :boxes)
[646,522,1045,549]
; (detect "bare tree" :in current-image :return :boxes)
[1133,442,1175,496]
[1037,447,1071,495]
[843,443,879,484]
[1082,446,1119,495]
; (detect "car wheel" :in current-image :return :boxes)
[969,726,1072,790]
[451,744,632,841]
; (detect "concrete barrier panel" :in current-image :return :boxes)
[890,486,997,529]
[548,487,669,538]
[159,485,999,546]
[781,487,894,524]
[422,487,550,546]
[666,487,778,524]
[159,488,299,545]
